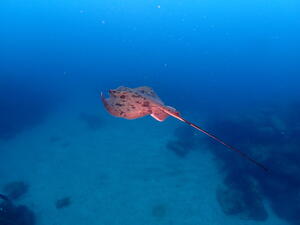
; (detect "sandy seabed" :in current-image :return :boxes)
[0,102,287,225]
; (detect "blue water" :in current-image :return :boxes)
[1,0,300,224]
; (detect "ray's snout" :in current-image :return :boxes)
[100,92,108,107]
[109,89,117,96]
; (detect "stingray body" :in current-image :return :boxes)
[101,86,179,122]
[101,86,268,171]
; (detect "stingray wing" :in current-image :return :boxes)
[101,91,152,120]
[102,86,167,120]
[134,86,164,105]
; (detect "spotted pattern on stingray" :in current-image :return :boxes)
[101,86,163,119]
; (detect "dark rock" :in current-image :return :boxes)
[49,136,63,143]
[207,102,300,225]
[55,197,71,209]
[79,113,103,131]
[61,142,70,148]
[166,125,207,158]
[217,185,244,215]
[11,205,36,225]
[173,125,197,141]
[0,76,58,140]
[216,176,268,221]
[167,140,191,158]
[267,191,300,225]
[151,203,167,219]
[3,181,29,200]
[257,151,300,225]
[0,194,35,225]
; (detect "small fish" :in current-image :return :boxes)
[101,86,268,171]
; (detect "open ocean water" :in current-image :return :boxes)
[1,0,300,225]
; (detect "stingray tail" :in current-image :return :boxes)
[180,118,268,172]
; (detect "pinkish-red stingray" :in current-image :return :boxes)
[101,86,268,172]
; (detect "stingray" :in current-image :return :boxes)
[101,86,268,171]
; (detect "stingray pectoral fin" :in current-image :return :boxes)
[100,92,109,110]
[100,92,117,116]
[151,108,169,122]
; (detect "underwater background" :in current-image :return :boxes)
[1,0,300,224]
